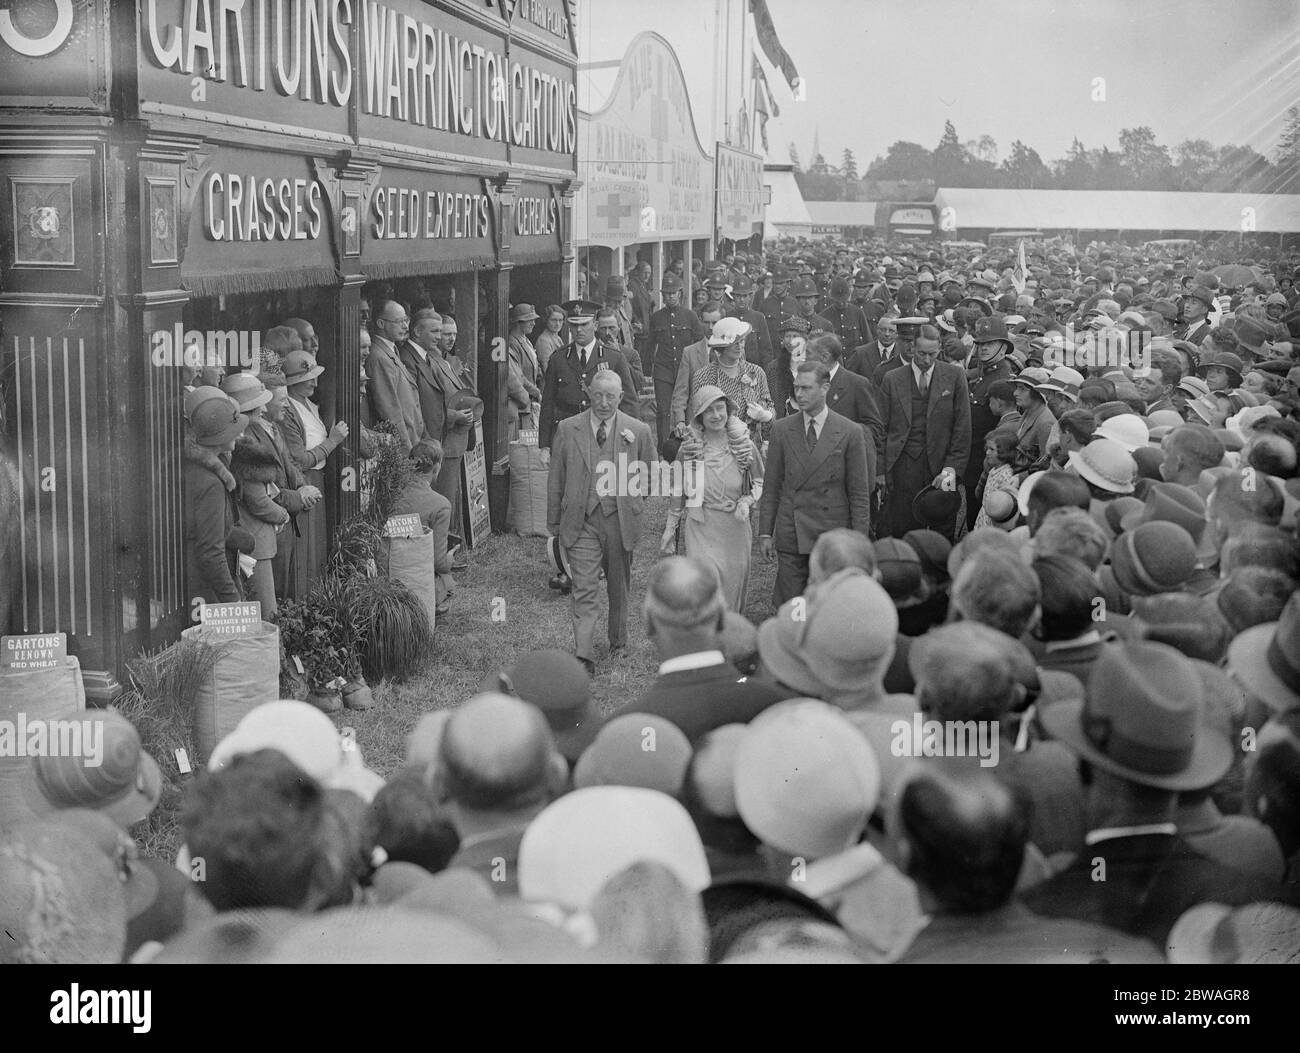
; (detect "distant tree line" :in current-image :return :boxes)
[790,110,1300,201]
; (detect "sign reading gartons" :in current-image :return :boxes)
[716,143,764,241]
[576,32,714,249]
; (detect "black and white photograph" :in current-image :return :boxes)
[2,0,1300,1002]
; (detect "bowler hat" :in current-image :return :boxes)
[912,483,963,532]
[495,649,600,763]
[1038,642,1232,791]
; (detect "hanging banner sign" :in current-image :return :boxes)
[716,143,764,240]
[576,32,714,249]
[361,168,496,278]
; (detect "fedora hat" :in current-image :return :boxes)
[281,349,324,385]
[1120,482,1207,542]
[1068,438,1136,494]
[510,303,540,323]
[1109,521,1198,597]
[912,483,963,534]
[1039,641,1232,791]
[757,569,898,697]
[1226,591,1300,712]
[546,534,571,581]
[220,372,272,412]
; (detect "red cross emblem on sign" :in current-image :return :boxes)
[596,191,634,229]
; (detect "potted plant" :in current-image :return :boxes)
[275,596,351,714]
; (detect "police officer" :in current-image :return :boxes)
[962,315,1017,526]
[539,299,638,457]
[820,275,872,351]
[727,272,774,369]
[758,264,798,335]
[649,272,705,447]
[791,275,835,337]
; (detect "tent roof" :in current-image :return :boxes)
[933,188,1300,234]
[764,166,812,225]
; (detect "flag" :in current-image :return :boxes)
[753,55,778,152]
[749,0,800,94]
[1011,239,1027,295]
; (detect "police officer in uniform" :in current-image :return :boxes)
[540,300,639,456]
[727,272,774,369]
[962,315,1017,527]
[649,272,705,447]
[791,275,835,337]
[820,275,873,351]
[758,264,799,336]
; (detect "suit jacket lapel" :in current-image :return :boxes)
[804,413,841,476]
[580,411,595,471]
[926,364,943,415]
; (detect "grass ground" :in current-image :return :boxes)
[133,495,777,860]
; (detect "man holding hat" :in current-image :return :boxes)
[648,273,705,448]
[877,323,972,537]
[539,299,638,459]
[546,368,654,674]
[1022,642,1283,943]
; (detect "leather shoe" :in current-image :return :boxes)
[549,572,572,594]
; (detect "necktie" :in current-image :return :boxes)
[806,418,817,448]
[920,370,930,397]
[597,420,607,448]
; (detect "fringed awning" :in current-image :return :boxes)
[509,242,563,267]
[181,266,341,298]
[361,256,496,280]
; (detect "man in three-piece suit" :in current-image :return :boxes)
[758,360,874,606]
[366,298,428,453]
[877,324,972,538]
[546,369,655,675]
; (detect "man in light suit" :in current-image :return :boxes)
[877,324,972,537]
[547,368,655,675]
[367,297,428,454]
[758,360,874,606]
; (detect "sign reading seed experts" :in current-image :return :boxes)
[2,633,67,671]
[576,32,714,249]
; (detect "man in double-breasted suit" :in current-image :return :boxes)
[878,324,972,537]
[547,369,655,674]
[758,360,874,606]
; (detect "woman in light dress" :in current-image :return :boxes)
[661,385,764,612]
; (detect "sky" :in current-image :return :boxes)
[578,0,1300,169]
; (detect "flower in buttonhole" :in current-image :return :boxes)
[621,428,635,445]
